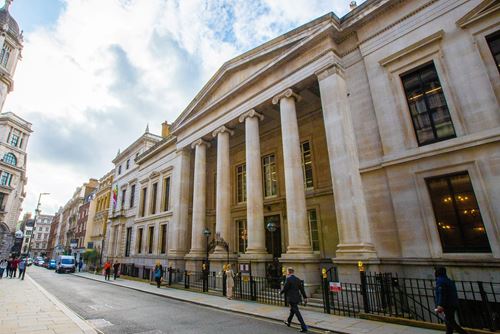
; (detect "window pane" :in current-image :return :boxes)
[263,155,277,197]
[308,209,320,251]
[301,141,314,189]
[401,62,456,146]
[486,31,500,74]
[426,172,491,253]
[237,219,247,253]
[236,164,246,203]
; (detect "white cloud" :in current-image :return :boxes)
[4,0,362,215]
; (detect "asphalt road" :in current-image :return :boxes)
[28,266,309,334]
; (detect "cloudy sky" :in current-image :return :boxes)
[5,0,363,216]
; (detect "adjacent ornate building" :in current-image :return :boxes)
[29,214,54,258]
[102,0,499,291]
[0,1,32,258]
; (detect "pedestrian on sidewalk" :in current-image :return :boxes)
[153,262,163,288]
[6,257,13,278]
[0,259,7,278]
[78,259,83,272]
[103,260,111,281]
[281,267,308,333]
[225,264,234,300]
[11,257,19,278]
[18,259,26,278]
[435,267,468,334]
[113,262,120,280]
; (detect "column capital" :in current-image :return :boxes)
[315,63,345,81]
[272,88,301,105]
[212,125,234,138]
[191,138,211,149]
[238,109,264,123]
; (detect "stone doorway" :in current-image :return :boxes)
[264,215,281,258]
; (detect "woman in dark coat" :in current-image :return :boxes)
[153,262,163,288]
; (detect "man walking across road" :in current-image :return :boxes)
[435,267,468,334]
[280,267,308,333]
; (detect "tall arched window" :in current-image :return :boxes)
[3,153,16,166]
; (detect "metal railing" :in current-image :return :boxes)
[321,270,500,331]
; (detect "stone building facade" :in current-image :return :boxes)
[103,0,500,289]
[0,1,32,258]
[83,170,113,264]
[29,214,53,258]
[47,208,62,257]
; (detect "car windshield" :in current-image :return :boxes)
[50,260,56,264]
[61,259,74,265]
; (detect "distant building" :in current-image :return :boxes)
[0,1,31,259]
[30,214,54,258]
[47,208,62,258]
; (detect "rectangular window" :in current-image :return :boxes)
[236,164,247,203]
[0,43,11,68]
[137,228,143,254]
[10,134,19,147]
[125,227,132,257]
[160,224,167,254]
[262,155,277,197]
[151,183,158,214]
[486,30,500,74]
[301,141,314,189]
[307,209,320,252]
[0,192,4,208]
[401,62,456,146]
[130,184,136,208]
[118,165,122,175]
[126,159,130,170]
[0,172,12,186]
[237,219,247,254]
[140,187,147,217]
[426,172,491,253]
[121,189,126,209]
[163,177,171,211]
[148,226,154,254]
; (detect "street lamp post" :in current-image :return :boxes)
[203,228,211,271]
[22,192,50,280]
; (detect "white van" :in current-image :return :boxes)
[56,255,75,273]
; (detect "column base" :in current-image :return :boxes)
[184,251,206,272]
[167,252,188,271]
[208,252,238,273]
[238,253,272,276]
[279,252,321,297]
[335,243,378,260]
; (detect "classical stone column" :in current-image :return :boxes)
[238,110,267,255]
[212,126,233,254]
[168,148,191,268]
[272,89,312,255]
[316,64,376,262]
[186,139,210,259]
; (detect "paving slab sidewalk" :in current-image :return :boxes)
[74,272,441,334]
[0,274,98,334]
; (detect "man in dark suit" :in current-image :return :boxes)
[280,267,308,332]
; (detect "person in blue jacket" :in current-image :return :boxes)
[434,267,467,334]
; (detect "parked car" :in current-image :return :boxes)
[26,258,33,266]
[36,259,45,266]
[55,255,75,274]
[47,259,56,270]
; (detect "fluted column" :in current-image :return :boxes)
[212,126,233,252]
[239,110,267,254]
[187,139,210,256]
[272,89,312,254]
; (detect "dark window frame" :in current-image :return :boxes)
[401,62,456,146]
[486,30,500,74]
[148,226,154,254]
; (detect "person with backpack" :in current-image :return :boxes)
[153,262,163,288]
[435,267,468,334]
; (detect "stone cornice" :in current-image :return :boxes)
[190,138,211,149]
[212,125,234,138]
[272,88,302,105]
[238,109,264,123]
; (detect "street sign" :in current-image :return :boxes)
[70,239,78,249]
[329,281,342,292]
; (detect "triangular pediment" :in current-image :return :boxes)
[456,0,500,28]
[173,14,336,130]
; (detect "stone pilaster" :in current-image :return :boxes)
[316,64,377,279]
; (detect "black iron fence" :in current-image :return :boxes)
[321,270,500,331]
[165,268,285,306]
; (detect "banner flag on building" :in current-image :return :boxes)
[112,185,118,209]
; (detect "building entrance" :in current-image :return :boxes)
[264,215,281,258]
